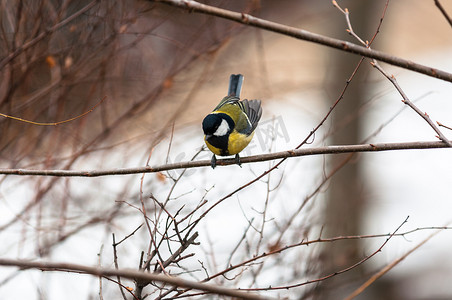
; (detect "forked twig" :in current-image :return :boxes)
[371,61,452,147]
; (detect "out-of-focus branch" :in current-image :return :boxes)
[0,258,269,300]
[0,1,98,69]
[0,141,451,177]
[152,0,452,83]
[434,0,452,28]
[0,96,106,125]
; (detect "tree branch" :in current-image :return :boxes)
[152,0,452,83]
[0,141,451,177]
[0,258,269,300]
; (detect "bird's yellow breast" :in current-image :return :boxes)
[227,130,254,155]
[204,130,254,156]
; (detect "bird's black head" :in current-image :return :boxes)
[202,114,221,135]
[202,113,234,136]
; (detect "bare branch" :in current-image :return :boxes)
[1,141,451,177]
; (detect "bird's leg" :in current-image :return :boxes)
[210,154,217,169]
[235,154,242,167]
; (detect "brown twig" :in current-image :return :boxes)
[438,121,452,131]
[0,96,107,126]
[112,234,131,300]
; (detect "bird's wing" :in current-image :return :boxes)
[213,96,240,112]
[240,99,262,132]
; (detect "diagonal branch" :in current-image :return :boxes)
[152,0,452,83]
[434,0,452,28]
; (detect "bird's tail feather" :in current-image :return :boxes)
[228,74,244,97]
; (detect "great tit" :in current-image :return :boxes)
[202,74,262,168]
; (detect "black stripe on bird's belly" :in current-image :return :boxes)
[207,134,230,156]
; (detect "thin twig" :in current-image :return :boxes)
[438,121,452,131]
[112,234,131,300]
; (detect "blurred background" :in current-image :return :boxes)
[1,0,452,299]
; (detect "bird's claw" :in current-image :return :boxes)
[235,154,242,168]
[211,155,217,169]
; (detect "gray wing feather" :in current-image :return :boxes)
[241,99,262,132]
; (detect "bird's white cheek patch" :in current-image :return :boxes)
[214,119,229,136]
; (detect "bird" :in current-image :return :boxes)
[202,74,262,168]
